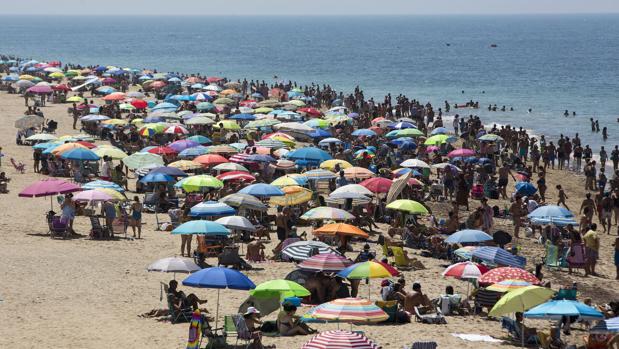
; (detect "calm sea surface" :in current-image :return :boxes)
[1,15,618,151]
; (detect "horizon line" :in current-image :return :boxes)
[1,12,619,17]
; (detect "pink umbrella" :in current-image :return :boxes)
[297,253,353,272]
[302,330,381,349]
[442,261,489,279]
[19,178,82,209]
[359,177,393,193]
[27,85,53,94]
[447,148,476,158]
[73,189,113,203]
[426,145,440,153]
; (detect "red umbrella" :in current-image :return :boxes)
[239,100,257,107]
[52,84,71,92]
[302,330,381,349]
[101,77,116,85]
[360,177,392,193]
[229,153,254,164]
[75,141,97,149]
[148,146,177,156]
[206,76,223,83]
[131,100,147,109]
[298,107,322,117]
[368,126,384,135]
[194,154,229,166]
[442,262,489,279]
[478,267,541,286]
[150,81,166,89]
[375,260,399,276]
[216,171,256,182]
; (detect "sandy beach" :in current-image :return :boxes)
[0,79,617,349]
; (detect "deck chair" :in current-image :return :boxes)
[10,158,25,174]
[89,216,108,239]
[554,288,577,300]
[48,214,70,239]
[543,242,567,270]
[500,316,540,347]
[232,314,263,349]
[414,307,446,324]
[474,288,503,315]
[391,246,425,270]
[404,342,438,349]
[166,291,193,324]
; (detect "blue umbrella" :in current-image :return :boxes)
[82,180,125,192]
[308,128,332,138]
[389,137,414,146]
[286,147,332,164]
[398,140,417,151]
[246,154,276,163]
[524,300,604,321]
[528,205,574,220]
[431,127,448,135]
[472,246,526,268]
[170,94,196,101]
[33,142,60,150]
[590,316,619,334]
[152,102,177,112]
[445,229,493,244]
[178,146,209,158]
[149,166,188,177]
[172,220,230,235]
[390,122,416,129]
[139,172,175,184]
[190,201,236,217]
[251,92,263,99]
[182,267,255,328]
[228,113,256,121]
[351,129,376,137]
[187,135,212,145]
[239,183,284,197]
[529,217,578,227]
[515,182,537,196]
[60,148,100,161]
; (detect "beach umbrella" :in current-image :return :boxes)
[149,166,188,177]
[282,241,339,261]
[338,261,397,298]
[26,133,57,142]
[478,267,540,285]
[590,316,619,334]
[213,162,249,173]
[216,171,256,182]
[301,207,355,221]
[187,135,212,145]
[478,134,504,142]
[82,180,125,192]
[238,183,284,197]
[60,148,100,162]
[130,99,147,109]
[286,147,332,164]
[164,124,189,135]
[92,188,126,201]
[190,201,235,217]
[445,229,493,244]
[359,177,393,193]
[331,184,373,197]
[515,182,537,196]
[304,169,337,180]
[447,148,476,158]
[391,128,424,138]
[473,247,527,269]
[250,280,310,300]
[486,279,532,293]
[15,115,45,129]
[525,300,604,321]
[19,178,82,209]
[178,146,210,158]
[390,121,416,129]
[255,139,286,149]
[139,172,175,184]
[194,154,229,167]
[386,199,429,214]
[219,193,267,211]
[206,145,239,154]
[122,152,164,169]
[343,167,375,180]
[180,175,224,192]
[92,147,128,160]
[400,159,430,168]
[351,129,377,137]
[424,134,455,145]
[246,154,276,163]
[271,175,301,187]
[214,216,256,232]
[72,189,114,203]
[297,253,353,272]
[527,205,574,223]
[302,330,380,349]
[270,186,313,206]
[183,267,255,328]
[172,220,230,236]
[147,146,178,156]
[147,257,200,281]
[318,138,344,147]
[27,85,53,94]
[307,298,388,324]
[313,223,369,239]
[167,160,202,171]
[442,261,489,279]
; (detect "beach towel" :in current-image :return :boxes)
[567,243,586,268]
[186,310,202,349]
[451,333,503,343]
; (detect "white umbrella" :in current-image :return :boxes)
[273,122,315,133]
[331,184,373,197]
[214,216,256,232]
[400,159,430,168]
[147,257,200,275]
[26,133,57,142]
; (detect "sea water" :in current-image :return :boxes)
[1,14,618,153]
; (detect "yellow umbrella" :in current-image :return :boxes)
[220,88,238,96]
[270,186,313,206]
[49,72,65,79]
[102,119,128,126]
[51,142,87,155]
[320,159,352,170]
[93,146,128,160]
[94,188,126,201]
[168,160,202,171]
[19,74,35,80]
[213,120,240,130]
[66,96,84,103]
[271,175,301,187]
[131,118,144,125]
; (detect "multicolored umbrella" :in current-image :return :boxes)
[486,279,532,293]
[313,223,369,239]
[82,180,125,192]
[302,330,381,349]
[478,267,540,286]
[301,207,355,221]
[442,262,489,280]
[590,316,619,334]
[307,298,388,323]
[269,186,312,206]
[337,261,395,279]
[297,253,353,272]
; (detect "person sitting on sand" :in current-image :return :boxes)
[0,172,10,193]
[277,303,315,336]
[403,282,433,314]
[167,280,207,311]
[245,240,266,262]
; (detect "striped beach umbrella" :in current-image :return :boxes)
[337,261,396,280]
[302,330,380,349]
[297,253,352,272]
[307,298,388,323]
[486,279,532,293]
[442,262,489,280]
[590,316,619,334]
[282,241,339,261]
[301,207,355,221]
[472,246,526,268]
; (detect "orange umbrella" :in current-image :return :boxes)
[314,223,369,238]
[194,154,229,166]
[220,89,238,96]
[343,167,375,180]
[102,92,126,101]
[51,142,88,155]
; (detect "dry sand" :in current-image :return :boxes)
[0,89,617,349]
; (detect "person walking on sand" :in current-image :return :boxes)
[583,223,600,277]
[130,196,143,239]
[613,237,619,280]
[556,185,570,210]
[600,193,613,234]
[510,195,526,238]
[611,145,619,171]
[498,162,516,200]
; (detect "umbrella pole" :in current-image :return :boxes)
[368,278,371,300]
[50,196,53,211]
[215,289,220,329]
[521,320,524,348]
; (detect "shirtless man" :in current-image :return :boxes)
[498,162,516,199]
[510,196,526,238]
[580,193,596,223]
[403,282,433,314]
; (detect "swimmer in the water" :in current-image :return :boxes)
[528,108,532,113]
[564,110,569,117]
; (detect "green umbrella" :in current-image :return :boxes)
[395,128,424,137]
[250,279,310,300]
[122,152,164,169]
[180,175,224,192]
[424,134,453,145]
[386,199,429,214]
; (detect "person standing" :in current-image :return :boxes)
[611,145,619,171]
[130,196,143,239]
[613,237,619,280]
[583,224,600,277]
[510,196,526,238]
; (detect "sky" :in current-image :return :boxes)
[2,0,619,16]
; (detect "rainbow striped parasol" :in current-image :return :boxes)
[305,298,388,323]
[297,253,353,272]
[486,279,532,292]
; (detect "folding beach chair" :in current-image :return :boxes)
[48,213,70,239]
[404,342,438,349]
[166,291,193,324]
[474,288,503,315]
[413,307,446,324]
[232,314,263,349]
